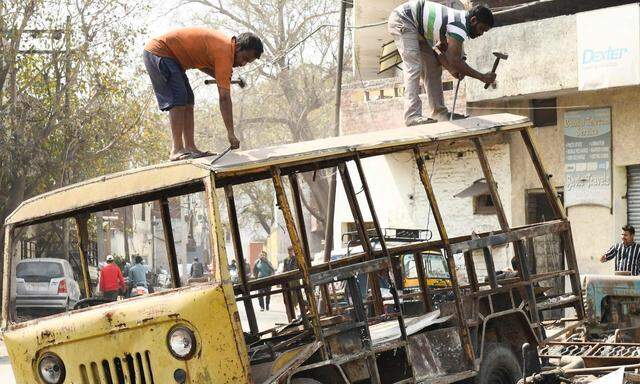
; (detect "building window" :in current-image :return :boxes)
[141,204,146,222]
[531,98,557,127]
[473,194,496,215]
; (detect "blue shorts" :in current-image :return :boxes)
[143,50,194,111]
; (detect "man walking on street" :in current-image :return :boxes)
[388,1,496,126]
[144,28,264,161]
[190,257,204,278]
[253,251,275,311]
[128,256,148,289]
[600,225,640,275]
[99,255,125,301]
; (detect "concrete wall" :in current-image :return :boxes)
[465,13,578,102]
[473,86,640,275]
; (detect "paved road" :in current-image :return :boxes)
[0,338,15,384]
[0,293,291,382]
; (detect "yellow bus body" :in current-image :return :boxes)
[3,283,250,383]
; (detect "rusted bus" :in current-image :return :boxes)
[1,113,586,384]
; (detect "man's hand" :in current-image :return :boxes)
[600,254,608,263]
[481,72,497,86]
[228,133,240,149]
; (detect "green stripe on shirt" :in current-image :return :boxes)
[426,2,436,42]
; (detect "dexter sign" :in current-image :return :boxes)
[577,4,640,91]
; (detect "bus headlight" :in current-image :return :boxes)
[167,325,196,360]
[38,353,65,384]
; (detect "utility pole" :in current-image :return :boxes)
[323,0,350,263]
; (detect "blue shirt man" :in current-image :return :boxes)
[128,256,148,287]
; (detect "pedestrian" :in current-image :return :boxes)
[600,225,640,276]
[128,256,148,289]
[283,246,298,272]
[143,28,264,161]
[388,1,496,126]
[99,255,125,301]
[190,257,204,278]
[253,251,275,311]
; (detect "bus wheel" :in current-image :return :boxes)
[475,343,521,384]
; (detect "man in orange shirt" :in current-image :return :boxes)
[99,255,125,301]
[143,28,263,161]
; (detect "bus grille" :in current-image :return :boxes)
[80,351,154,384]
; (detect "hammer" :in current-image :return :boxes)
[204,76,246,88]
[484,52,508,89]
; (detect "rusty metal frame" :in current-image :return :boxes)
[272,167,328,359]
[1,225,14,327]
[413,145,476,364]
[288,173,332,317]
[337,162,385,316]
[74,214,93,298]
[159,197,181,288]
[224,185,259,334]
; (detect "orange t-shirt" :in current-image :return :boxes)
[145,27,235,90]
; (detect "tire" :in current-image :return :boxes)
[474,343,522,384]
[290,379,322,384]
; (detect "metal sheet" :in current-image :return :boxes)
[627,165,640,229]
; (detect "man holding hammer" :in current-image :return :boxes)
[389,1,497,126]
[144,28,263,161]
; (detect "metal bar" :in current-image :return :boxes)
[312,258,389,286]
[520,128,566,220]
[353,154,409,341]
[235,221,566,293]
[515,241,541,336]
[289,173,332,316]
[413,146,475,363]
[272,167,328,358]
[1,225,14,326]
[561,224,585,319]
[224,185,259,334]
[159,198,181,288]
[483,247,498,290]
[463,251,479,292]
[347,277,381,384]
[282,282,296,322]
[338,162,384,316]
[451,220,570,254]
[414,252,434,312]
[74,214,93,298]
[472,138,528,282]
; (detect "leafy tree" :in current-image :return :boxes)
[0,1,170,295]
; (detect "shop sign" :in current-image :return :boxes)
[564,108,611,208]
[577,4,640,90]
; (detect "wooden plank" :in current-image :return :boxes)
[159,197,181,288]
[413,146,475,363]
[74,214,93,298]
[224,185,259,334]
[520,128,566,220]
[338,162,384,316]
[450,220,570,254]
[272,167,327,358]
[311,258,390,286]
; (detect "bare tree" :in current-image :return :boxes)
[183,0,351,244]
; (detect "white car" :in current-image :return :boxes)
[15,258,82,311]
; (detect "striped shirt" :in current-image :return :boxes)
[407,0,470,45]
[604,242,640,275]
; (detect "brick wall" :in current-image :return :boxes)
[341,74,467,135]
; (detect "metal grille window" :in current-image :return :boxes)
[627,165,640,229]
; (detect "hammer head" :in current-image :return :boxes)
[493,52,508,60]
